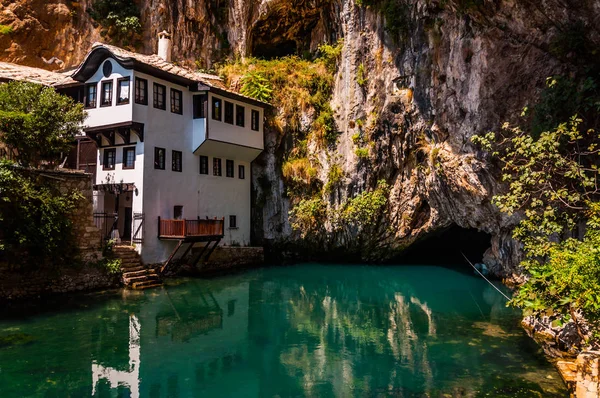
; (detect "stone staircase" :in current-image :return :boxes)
[114,245,162,290]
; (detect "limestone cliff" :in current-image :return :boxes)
[2,0,599,279]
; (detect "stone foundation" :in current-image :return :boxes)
[0,266,120,301]
[576,351,600,398]
[183,246,264,274]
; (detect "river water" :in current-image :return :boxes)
[0,264,567,397]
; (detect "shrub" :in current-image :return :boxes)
[289,196,327,239]
[102,258,122,275]
[240,71,273,103]
[0,162,82,269]
[282,157,318,186]
[338,180,390,229]
[0,25,13,35]
[312,104,338,147]
[324,164,343,193]
[88,0,142,45]
[355,147,370,159]
[317,39,344,72]
[356,63,368,87]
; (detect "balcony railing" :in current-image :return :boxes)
[158,217,224,239]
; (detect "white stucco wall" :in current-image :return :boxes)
[207,93,264,150]
[84,59,134,128]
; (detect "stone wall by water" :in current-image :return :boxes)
[0,168,110,301]
[0,265,120,300]
[577,351,600,398]
[182,246,264,275]
[21,168,103,262]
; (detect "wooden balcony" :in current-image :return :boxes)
[158,217,224,241]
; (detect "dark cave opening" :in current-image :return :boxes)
[393,225,492,267]
[252,39,298,59]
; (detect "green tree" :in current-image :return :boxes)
[0,81,86,168]
[0,161,82,268]
[473,114,600,345]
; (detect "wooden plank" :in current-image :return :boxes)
[160,240,183,274]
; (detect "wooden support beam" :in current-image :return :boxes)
[191,243,210,268]
[179,242,194,263]
[115,128,130,144]
[132,123,144,142]
[101,131,115,146]
[203,238,221,262]
[160,240,183,274]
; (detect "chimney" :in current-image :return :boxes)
[157,31,172,62]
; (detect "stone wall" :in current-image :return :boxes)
[28,168,103,262]
[577,351,600,398]
[0,265,120,300]
[180,246,264,275]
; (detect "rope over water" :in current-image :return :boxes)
[460,252,511,301]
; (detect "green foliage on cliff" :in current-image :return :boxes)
[220,54,336,140]
[88,0,142,46]
[473,87,600,344]
[240,72,273,103]
[0,162,82,269]
[356,63,367,87]
[0,25,13,35]
[0,81,86,168]
[324,164,343,193]
[289,180,391,251]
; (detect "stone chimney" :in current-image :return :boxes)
[157,31,172,62]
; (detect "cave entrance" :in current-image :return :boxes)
[249,1,326,59]
[252,39,298,59]
[393,225,492,266]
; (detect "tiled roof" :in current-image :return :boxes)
[91,42,229,90]
[0,62,77,87]
[86,43,268,107]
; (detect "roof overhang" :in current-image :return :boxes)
[194,139,263,163]
[72,46,196,88]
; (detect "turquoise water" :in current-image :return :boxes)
[0,264,567,397]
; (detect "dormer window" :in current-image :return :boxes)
[135,78,148,105]
[153,83,166,110]
[117,78,130,105]
[170,88,182,114]
[85,84,97,108]
[101,80,113,107]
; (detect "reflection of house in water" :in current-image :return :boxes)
[92,315,141,397]
[155,290,223,342]
[90,282,256,397]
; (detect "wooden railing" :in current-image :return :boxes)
[158,217,225,239]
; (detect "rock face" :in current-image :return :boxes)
[2,0,599,279]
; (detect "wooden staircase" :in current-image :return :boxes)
[114,245,162,290]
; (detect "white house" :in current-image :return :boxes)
[67,33,268,264]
